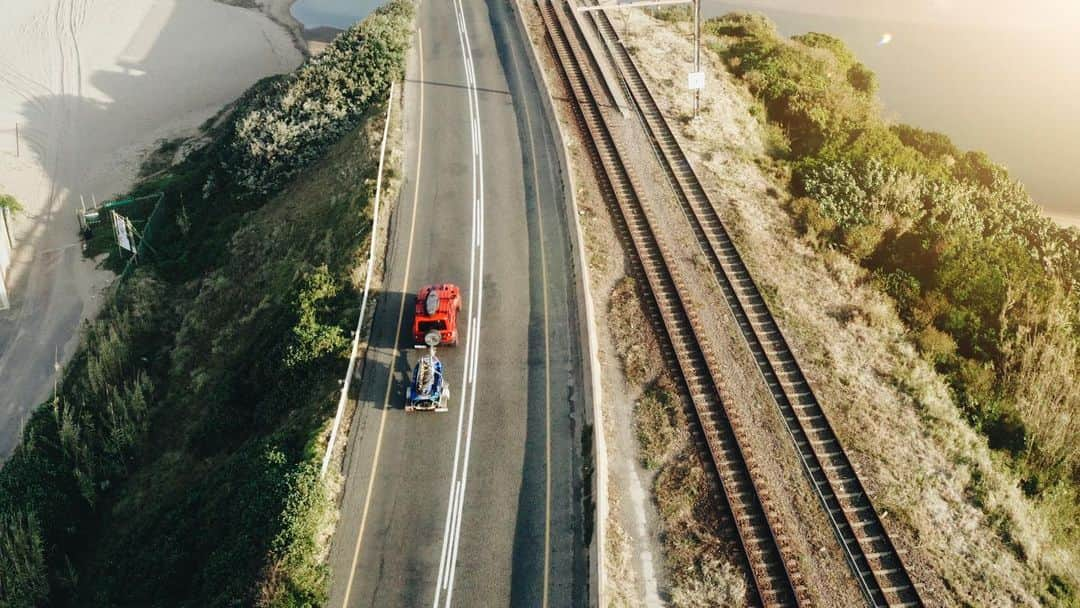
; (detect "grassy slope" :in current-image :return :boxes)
[632,7,1078,606]
[0,3,411,606]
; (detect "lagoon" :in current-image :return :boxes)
[291,0,381,30]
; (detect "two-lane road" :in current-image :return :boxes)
[327,0,586,605]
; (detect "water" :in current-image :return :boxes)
[705,2,1080,224]
[290,0,382,30]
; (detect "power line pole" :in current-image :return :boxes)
[694,0,700,116]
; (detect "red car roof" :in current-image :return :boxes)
[415,284,459,320]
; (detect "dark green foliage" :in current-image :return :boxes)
[891,124,960,160]
[0,509,48,608]
[0,3,411,605]
[285,265,349,368]
[846,62,877,94]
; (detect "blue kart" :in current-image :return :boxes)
[406,350,450,412]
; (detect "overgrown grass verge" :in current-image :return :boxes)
[606,278,746,606]
[0,3,412,606]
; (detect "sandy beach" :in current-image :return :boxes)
[0,0,302,459]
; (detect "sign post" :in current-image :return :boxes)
[114,211,134,253]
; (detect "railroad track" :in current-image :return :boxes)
[582,7,924,607]
[536,2,808,606]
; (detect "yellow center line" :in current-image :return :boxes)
[508,28,554,608]
[340,26,424,608]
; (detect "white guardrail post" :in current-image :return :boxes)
[321,81,396,478]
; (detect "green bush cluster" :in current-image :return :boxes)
[226,1,411,196]
[0,2,411,606]
[712,10,1080,582]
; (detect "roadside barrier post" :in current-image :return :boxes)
[321,81,396,478]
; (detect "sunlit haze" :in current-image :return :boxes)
[708,0,1080,225]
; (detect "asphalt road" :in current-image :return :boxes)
[327,0,587,606]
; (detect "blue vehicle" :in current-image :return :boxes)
[406,336,450,412]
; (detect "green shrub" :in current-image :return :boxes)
[916,325,957,364]
[0,509,48,607]
[840,222,885,260]
[846,62,877,94]
[285,265,348,368]
[227,0,413,196]
[787,196,835,239]
[891,124,960,160]
[635,384,678,469]
[873,269,921,321]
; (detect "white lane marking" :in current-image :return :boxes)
[444,1,485,602]
[433,0,486,604]
[432,1,476,595]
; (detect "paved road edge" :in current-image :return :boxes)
[509,2,608,606]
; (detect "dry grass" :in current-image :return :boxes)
[605,501,642,608]
[654,443,746,608]
[607,277,662,387]
[624,8,1078,606]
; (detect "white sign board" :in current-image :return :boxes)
[688,71,705,90]
[114,213,134,252]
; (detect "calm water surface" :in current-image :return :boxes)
[291,0,382,30]
[706,2,1080,224]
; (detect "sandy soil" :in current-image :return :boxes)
[0,0,302,459]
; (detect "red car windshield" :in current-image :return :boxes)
[418,320,447,332]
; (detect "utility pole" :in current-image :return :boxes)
[579,0,703,116]
[693,0,700,116]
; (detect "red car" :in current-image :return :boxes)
[413,283,462,346]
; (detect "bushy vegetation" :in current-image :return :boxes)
[227,0,410,196]
[709,12,1080,599]
[0,2,411,606]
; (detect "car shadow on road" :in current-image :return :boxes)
[350,289,419,411]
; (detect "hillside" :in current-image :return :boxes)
[622,7,1078,605]
[0,2,411,606]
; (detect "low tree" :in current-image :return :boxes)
[0,193,22,216]
[0,508,49,607]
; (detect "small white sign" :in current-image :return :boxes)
[115,213,134,252]
[688,71,705,90]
